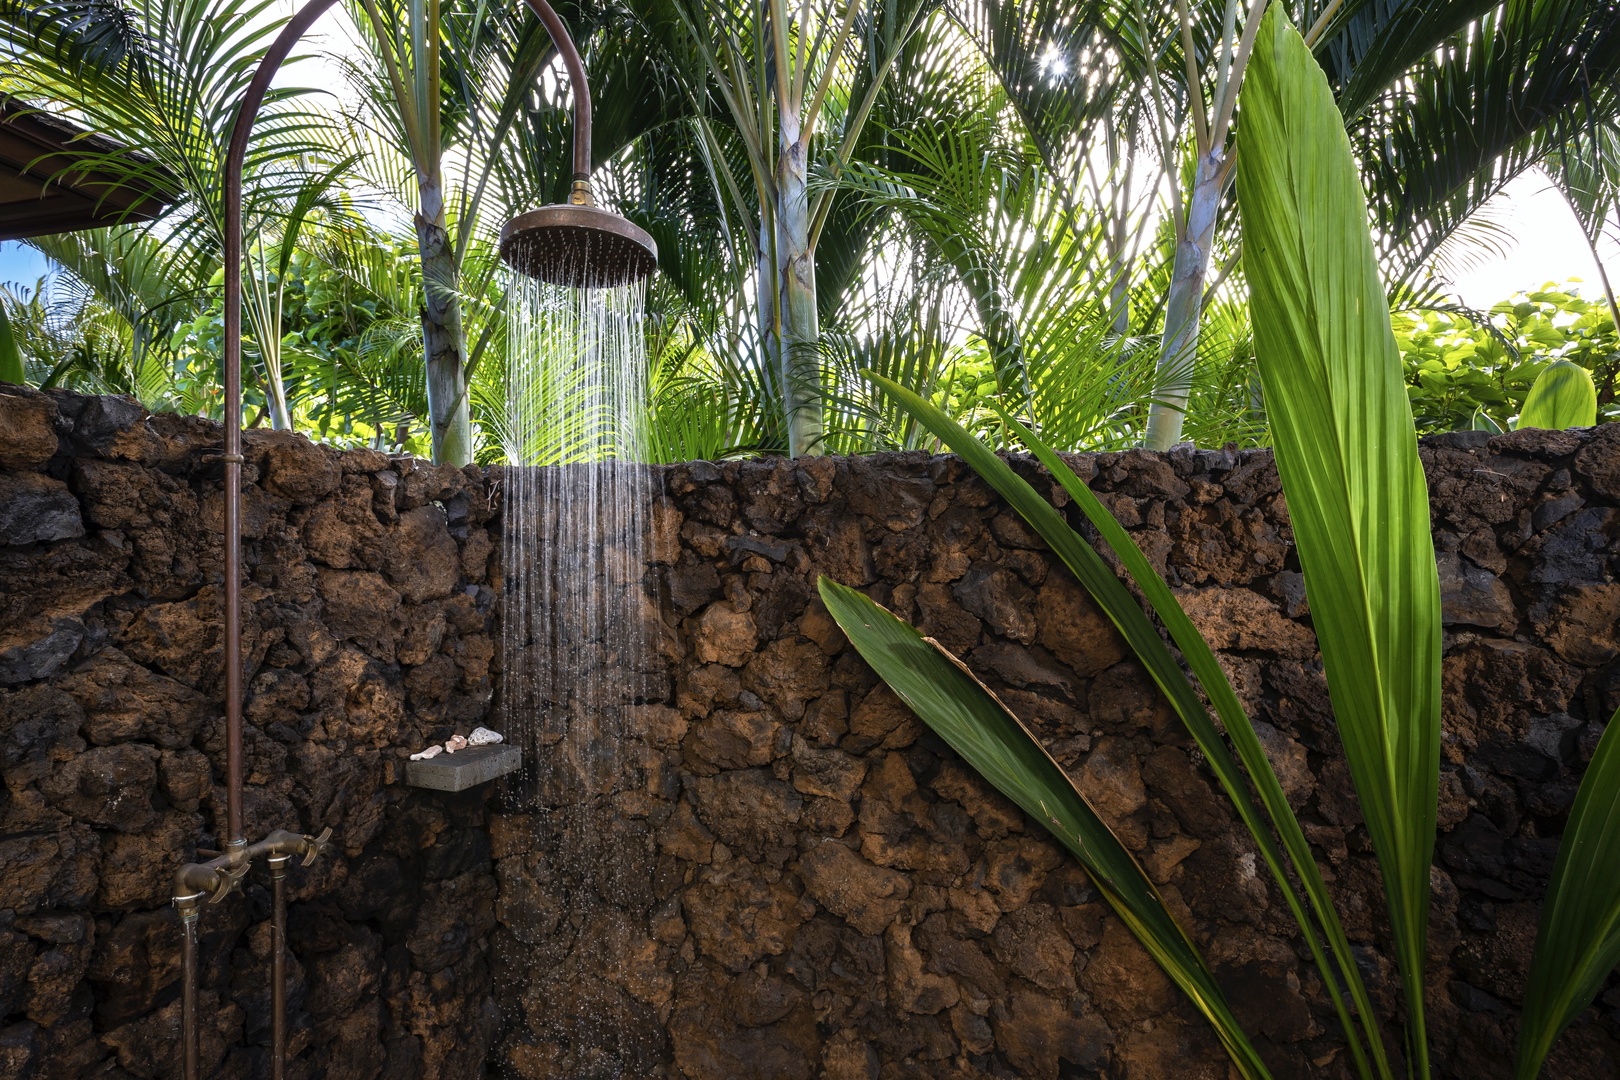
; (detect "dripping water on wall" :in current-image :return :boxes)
[498,258,665,1076]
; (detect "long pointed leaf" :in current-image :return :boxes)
[817,577,1274,1080]
[1516,708,1620,1078]
[1237,8,1442,1073]
[1006,411,1394,1080]
[866,368,1388,1078]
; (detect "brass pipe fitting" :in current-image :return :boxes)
[268,852,291,1080]
[170,828,329,1080]
[175,890,201,1080]
[171,827,332,905]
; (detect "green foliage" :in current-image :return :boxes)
[1237,8,1442,1072]
[1516,708,1620,1078]
[816,577,1277,1080]
[0,300,22,385]
[1396,285,1619,433]
[1519,359,1599,430]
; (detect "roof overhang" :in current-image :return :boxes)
[0,97,174,241]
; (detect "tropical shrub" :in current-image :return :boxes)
[1397,286,1618,433]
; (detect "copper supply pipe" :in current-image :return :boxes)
[176,890,201,1080]
[219,0,599,848]
[268,852,291,1080]
[221,0,342,852]
[172,829,329,1080]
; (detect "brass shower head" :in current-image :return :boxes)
[498,203,659,289]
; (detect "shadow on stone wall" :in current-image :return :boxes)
[1,385,500,1079]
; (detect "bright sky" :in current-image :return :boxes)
[1,0,1615,316]
[1446,170,1617,305]
[5,176,1608,309]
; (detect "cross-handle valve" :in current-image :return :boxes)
[173,824,334,905]
[208,861,250,904]
[299,827,332,867]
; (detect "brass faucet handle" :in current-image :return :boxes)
[209,861,249,904]
[300,827,333,867]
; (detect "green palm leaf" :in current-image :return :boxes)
[1516,708,1620,1078]
[817,577,1275,1080]
[0,301,23,385]
[1236,8,1441,1074]
[866,369,1391,1078]
[1517,360,1598,430]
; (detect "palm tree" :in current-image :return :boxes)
[0,0,350,424]
[954,0,1620,448]
[1544,116,1620,334]
[644,0,936,455]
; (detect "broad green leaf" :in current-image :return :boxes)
[817,577,1275,1080]
[1517,361,1597,430]
[1516,708,1620,1078]
[0,302,21,386]
[1237,7,1442,1074]
[866,369,1391,1078]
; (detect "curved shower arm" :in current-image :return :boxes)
[219,0,599,849]
[519,0,595,197]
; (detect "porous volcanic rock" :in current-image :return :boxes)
[6,385,1619,1080]
[491,433,1620,1080]
[0,385,498,1079]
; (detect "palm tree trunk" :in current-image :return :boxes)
[777,108,824,457]
[1108,115,1133,337]
[1143,149,1223,451]
[416,178,471,465]
[265,360,293,431]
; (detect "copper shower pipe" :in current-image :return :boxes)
[218,0,598,846]
[219,0,342,854]
[183,2,602,1077]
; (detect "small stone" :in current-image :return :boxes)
[0,617,84,684]
[0,473,84,545]
[255,429,341,502]
[953,564,1037,644]
[798,841,910,935]
[0,389,60,468]
[692,602,758,666]
[1437,552,1517,630]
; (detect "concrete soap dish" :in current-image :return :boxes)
[404,744,522,792]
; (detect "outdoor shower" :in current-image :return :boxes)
[170,2,654,1078]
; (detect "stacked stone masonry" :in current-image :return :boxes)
[2,383,1618,1079]
[1,386,500,1080]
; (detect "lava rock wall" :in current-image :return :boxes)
[0,385,501,1080]
[489,430,1620,1079]
[5,383,1620,1080]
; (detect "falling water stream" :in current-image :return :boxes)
[499,269,662,1076]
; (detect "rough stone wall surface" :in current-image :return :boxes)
[6,386,1620,1080]
[488,429,1620,1080]
[0,385,502,1080]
